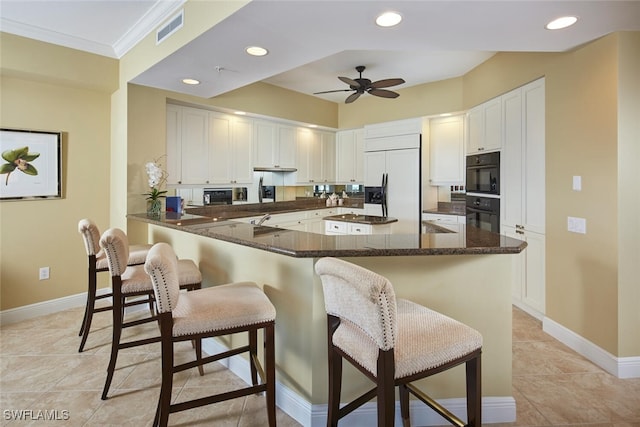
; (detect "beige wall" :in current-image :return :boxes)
[0,34,117,309]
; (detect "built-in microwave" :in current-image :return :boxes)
[466,152,500,195]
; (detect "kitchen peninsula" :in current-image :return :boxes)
[129,203,526,425]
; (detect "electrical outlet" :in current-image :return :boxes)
[39,267,50,280]
[567,217,587,234]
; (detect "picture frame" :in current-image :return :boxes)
[0,128,62,201]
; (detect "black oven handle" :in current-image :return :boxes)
[466,207,497,215]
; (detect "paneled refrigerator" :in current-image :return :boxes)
[364,134,421,234]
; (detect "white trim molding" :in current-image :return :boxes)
[203,338,516,426]
[543,316,640,379]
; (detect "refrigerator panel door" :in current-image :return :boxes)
[364,151,386,187]
[385,148,421,234]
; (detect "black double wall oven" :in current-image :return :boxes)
[465,152,500,233]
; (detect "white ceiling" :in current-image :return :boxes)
[2,0,639,104]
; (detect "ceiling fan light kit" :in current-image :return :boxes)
[314,65,405,103]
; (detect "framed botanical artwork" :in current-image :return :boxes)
[0,129,62,200]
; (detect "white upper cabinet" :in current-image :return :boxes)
[253,121,297,169]
[296,128,335,184]
[166,105,253,185]
[336,129,364,183]
[429,115,465,185]
[466,97,502,154]
[179,107,210,184]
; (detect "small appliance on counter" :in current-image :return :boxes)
[203,188,232,205]
[233,187,248,202]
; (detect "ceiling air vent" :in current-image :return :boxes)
[156,10,184,45]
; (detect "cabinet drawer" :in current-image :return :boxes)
[422,213,461,224]
[348,223,371,235]
[325,221,347,234]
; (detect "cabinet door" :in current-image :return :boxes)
[180,107,210,184]
[483,97,502,151]
[503,226,525,301]
[321,131,335,183]
[208,112,233,184]
[354,129,365,182]
[253,120,277,168]
[232,116,253,184]
[502,88,523,229]
[429,115,464,185]
[166,105,182,184]
[308,131,323,183]
[296,128,312,183]
[466,105,483,154]
[277,125,297,168]
[523,79,545,234]
[336,130,356,183]
[522,230,545,314]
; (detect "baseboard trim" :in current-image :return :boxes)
[543,316,640,379]
[0,290,97,325]
[202,338,516,426]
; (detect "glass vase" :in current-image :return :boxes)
[147,199,162,217]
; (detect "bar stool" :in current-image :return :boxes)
[77,218,152,352]
[99,228,202,400]
[314,257,482,427]
[144,242,276,427]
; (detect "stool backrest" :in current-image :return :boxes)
[78,218,101,257]
[99,228,130,277]
[315,257,397,351]
[144,242,181,314]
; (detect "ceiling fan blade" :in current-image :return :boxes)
[345,92,362,103]
[368,89,400,99]
[371,78,405,89]
[313,89,353,94]
[339,76,361,88]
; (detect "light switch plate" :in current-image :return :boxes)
[568,216,586,234]
[572,175,582,191]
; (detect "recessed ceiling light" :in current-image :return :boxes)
[246,46,268,56]
[182,78,200,85]
[234,111,246,115]
[308,124,318,128]
[376,11,402,27]
[545,16,578,30]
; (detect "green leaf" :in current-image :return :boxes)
[0,164,16,174]
[22,153,40,162]
[22,164,38,176]
[2,147,29,163]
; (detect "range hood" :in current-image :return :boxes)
[253,166,297,172]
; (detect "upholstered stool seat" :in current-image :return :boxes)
[77,218,152,352]
[144,242,276,427]
[315,257,483,427]
[99,228,202,400]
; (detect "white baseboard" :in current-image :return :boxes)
[0,288,149,326]
[202,338,516,426]
[543,316,640,379]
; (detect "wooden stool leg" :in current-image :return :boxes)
[156,315,174,427]
[265,323,276,427]
[466,353,482,427]
[78,263,98,352]
[377,350,395,427]
[101,283,123,400]
[326,316,342,427]
[196,338,204,376]
[249,329,258,386]
[400,383,411,427]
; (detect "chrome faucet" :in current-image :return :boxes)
[252,214,271,226]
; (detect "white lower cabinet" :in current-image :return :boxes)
[421,213,465,233]
[325,220,392,235]
[505,226,545,317]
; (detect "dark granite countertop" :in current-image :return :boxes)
[129,211,526,258]
[423,201,466,216]
[323,214,398,225]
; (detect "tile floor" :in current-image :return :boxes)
[1,305,638,426]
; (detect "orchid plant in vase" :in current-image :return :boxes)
[144,158,167,216]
